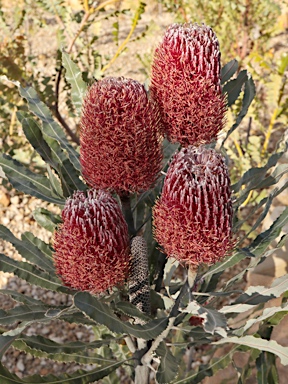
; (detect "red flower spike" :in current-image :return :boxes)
[153,146,234,266]
[80,77,163,195]
[53,190,130,293]
[150,23,227,146]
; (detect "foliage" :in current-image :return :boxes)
[0,0,148,155]
[0,1,288,383]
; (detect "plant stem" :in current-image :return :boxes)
[101,2,144,74]
[120,194,136,237]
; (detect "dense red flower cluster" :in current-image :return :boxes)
[53,190,130,293]
[80,77,163,195]
[153,146,234,266]
[150,23,227,146]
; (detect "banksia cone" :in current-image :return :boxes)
[80,77,163,195]
[150,23,227,146]
[53,190,130,293]
[153,146,233,266]
[129,236,150,317]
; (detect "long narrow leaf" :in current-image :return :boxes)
[17,112,86,196]
[62,51,87,116]
[0,253,71,293]
[156,342,179,383]
[32,208,62,232]
[222,76,255,144]
[0,335,18,359]
[0,304,68,326]
[221,59,238,84]
[0,360,125,384]
[172,346,239,383]
[0,289,45,305]
[74,292,169,340]
[214,336,288,366]
[19,85,81,171]
[13,335,116,365]
[22,232,53,260]
[0,154,65,205]
[0,225,55,274]
[223,70,248,107]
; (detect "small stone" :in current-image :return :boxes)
[75,332,83,339]
[1,217,9,226]
[10,196,19,205]
[0,190,10,207]
[16,359,25,371]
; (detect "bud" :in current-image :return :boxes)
[153,146,233,266]
[53,190,130,293]
[80,77,163,195]
[150,23,227,146]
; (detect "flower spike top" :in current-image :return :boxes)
[53,189,130,293]
[153,146,234,266]
[80,77,163,195]
[150,23,227,147]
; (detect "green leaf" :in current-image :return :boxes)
[256,351,279,384]
[22,232,53,260]
[232,151,284,194]
[114,302,151,323]
[236,179,288,241]
[13,335,116,365]
[18,112,59,170]
[0,304,67,326]
[221,59,238,84]
[249,206,288,256]
[221,275,288,314]
[0,154,65,204]
[214,336,288,366]
[172,346,239,383]
[225,236,287,292]
[0,335,17,358]
[33,208,62,232]
[223,70,248,107]
[241,304,288,334]
[222,75,255,144]
[62,51,87,116]
[156,347,179,382]
[0,253,71,293]
[19,85,81,171]
[0,225,55,274]
[74,292,169,340]
[203,248,247,280]
[156,342,179,383]
[17,111,86,196]
[0,360,125,384]
[0,289,44,305]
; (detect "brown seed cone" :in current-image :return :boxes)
[129,236,150,317]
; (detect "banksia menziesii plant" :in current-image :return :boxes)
[150,23,227,146]
[153,146,234,266]
[80,77,163,195]
[53,189,130,293]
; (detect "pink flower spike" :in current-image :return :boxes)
[80,77,163,195]
[153,146,234,266]
[53,189,130,293]
[150,23,227,146]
